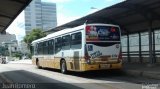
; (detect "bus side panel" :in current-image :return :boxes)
[32,56,36,65]
[39,55,44,67]
[48,55,55,68]
[68,30,85,71]
[54,52,61,69]
[43,55,48,67]
[32,55,44,67]
[61,49,72,70]
[69,49,82,71]
[46,55,54,68]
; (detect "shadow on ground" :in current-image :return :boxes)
[0,70,84,89]
[41,67,160,84]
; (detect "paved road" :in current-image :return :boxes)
[0,63,160,89]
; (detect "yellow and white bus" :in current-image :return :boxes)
[31,23,122,73]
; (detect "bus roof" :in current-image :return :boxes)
[32,23,120,44]
[87,23,119,27]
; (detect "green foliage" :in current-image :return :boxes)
[23,28,46,49]
[12,52,22,59]
[28,53,32,59]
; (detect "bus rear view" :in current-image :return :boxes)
[82,24,122,71]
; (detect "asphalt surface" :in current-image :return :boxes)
[0,63,160,89]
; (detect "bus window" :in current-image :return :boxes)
[38,42,43,55]
[34,44,38,55]
[71,32,82,49]
[62,35,70,50]
[43,41,49,54]
[37,43,39,54]
[48,39,54,54]
[55,37,62,54]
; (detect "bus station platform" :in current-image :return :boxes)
[47,0,160,78]
[123,63,160,80]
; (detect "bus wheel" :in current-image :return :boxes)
[61,60,67,74]
[36,60,42,69]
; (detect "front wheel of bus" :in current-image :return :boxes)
[61,60,67,74]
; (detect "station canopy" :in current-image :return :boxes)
[49,0,160,35]
[0,0,32,33]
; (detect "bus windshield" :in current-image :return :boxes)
[86,25,120,41]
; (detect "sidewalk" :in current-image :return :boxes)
[9,59,32,64]
[122,63,160,79]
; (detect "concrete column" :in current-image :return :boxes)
[127,34,130,62]
[148,22,153,64]
[152,30,156,63]
[139,32,142,63]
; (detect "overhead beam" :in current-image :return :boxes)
[111,10,137,20]
[51,16,130,34]
[1,0,32,33]
[9,0,24,4]
[0,24,5,27]
[111,1,160,20]
[0,14,12,19]
[114,2,160,21]
[122,19,147,27]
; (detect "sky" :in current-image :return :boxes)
[6,0,125,41]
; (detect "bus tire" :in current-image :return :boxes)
[60,60,67,74]
[36,59,42,69]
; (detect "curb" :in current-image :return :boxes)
[123,70,160,80]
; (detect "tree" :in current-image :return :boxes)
[23,28,46,52]
[12,52,23,59]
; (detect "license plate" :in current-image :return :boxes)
[100,64,110,69]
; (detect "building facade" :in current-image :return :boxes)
[0,33,18,56]
[19,41,30,55]
[0,33,17,45]
[24,0,57,34]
